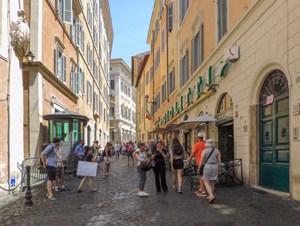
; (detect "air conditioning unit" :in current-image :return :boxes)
[224,45,239,62]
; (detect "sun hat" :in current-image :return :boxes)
[205,139,214,147]
[195,132,204,138]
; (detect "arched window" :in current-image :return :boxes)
[124,107,127,119]
[121,105,124,117]
[217,93,233,114]
[259,70,288,104]
[127,88,131,97]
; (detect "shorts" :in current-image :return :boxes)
[173,159,184,169]
[127,152,133,158]
[104,156,111,164]
[46,166,57,181]
[56,166,64,180]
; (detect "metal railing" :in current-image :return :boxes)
[20,157,47,192]
[218,158,243,185]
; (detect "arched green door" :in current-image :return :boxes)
[259,70,289,192]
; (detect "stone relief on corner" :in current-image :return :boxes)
[10,10,30,60]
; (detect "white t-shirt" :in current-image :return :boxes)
[115,143,120,151]
[135,149,147,166]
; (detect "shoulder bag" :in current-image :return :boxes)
[198,148,214,176]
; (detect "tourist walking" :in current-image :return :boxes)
[114,142,120,159]
[198,139,221,203]
[74,140,85,176]
[78,146,98,193]
[186,133,207,197]
[104,142,112,176]
[127,141,134,166]
[152,141,168,192]
[170,138,185,193]
[133,143,149,197]
[55,144,67,191]
[40,137,60,201]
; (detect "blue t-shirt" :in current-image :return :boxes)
[75,144,85,157]
[41,144,58,167]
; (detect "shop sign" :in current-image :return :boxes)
[160,65,220,125]
[216,108,233,121]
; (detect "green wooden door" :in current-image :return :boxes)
[259,95,289,192]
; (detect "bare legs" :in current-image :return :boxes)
[172,169,183,193]
[78,176,96,192]
[47,180,55,197]
[204,180,216,202]
[177,169,183,192]
[198,176,206,193]
[105,163,111,175]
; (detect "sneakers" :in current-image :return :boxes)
[54,187,59,192]
[48,195,56,201]
[138,191,149,196]
[77,189,82,193]
[201,192,208,197]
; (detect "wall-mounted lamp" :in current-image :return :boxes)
[205,83,219,92]
[25,51,35,63]
[145,94,156,104]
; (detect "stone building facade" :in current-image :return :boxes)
[110,59,136,144]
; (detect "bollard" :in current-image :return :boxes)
[24,165,33,206]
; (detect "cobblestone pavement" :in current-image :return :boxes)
[1,158,300,226]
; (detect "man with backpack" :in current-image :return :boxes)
[40,137,61,201]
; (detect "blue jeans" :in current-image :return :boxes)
[137,166,147,190]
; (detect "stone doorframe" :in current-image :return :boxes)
[248,60,292,187]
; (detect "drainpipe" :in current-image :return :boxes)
[7,0,12,194]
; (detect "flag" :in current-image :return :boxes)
[145,109,152,121]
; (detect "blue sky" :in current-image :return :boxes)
[109,0,154,68]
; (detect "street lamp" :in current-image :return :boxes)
[145,94,156,105]
[25,51,35,63]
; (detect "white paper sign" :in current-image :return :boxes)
[76,161,98,177]
[265,95,274,105]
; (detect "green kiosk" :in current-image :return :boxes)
[43,110,89,173]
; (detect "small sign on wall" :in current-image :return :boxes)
[293,103,300,116]
[293,127,299,142]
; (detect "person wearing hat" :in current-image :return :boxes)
[186,132,207,197]
[198,139,221,203]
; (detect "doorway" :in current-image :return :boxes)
[183,132,191,155]
[218,123,234,160]
[259,70,289,192]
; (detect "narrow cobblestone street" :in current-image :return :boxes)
[1,158,300,226]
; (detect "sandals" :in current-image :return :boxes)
[194,189,207,197]
[208,196,216,203]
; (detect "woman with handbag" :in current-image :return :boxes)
[152,141,168,192]
[197,139,221,203]
[77,146,98,193]
[133,143,149,197]
[170,138,186,194]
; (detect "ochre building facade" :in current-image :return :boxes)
[133,0,300,200]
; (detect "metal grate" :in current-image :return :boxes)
[259,70,289,104]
